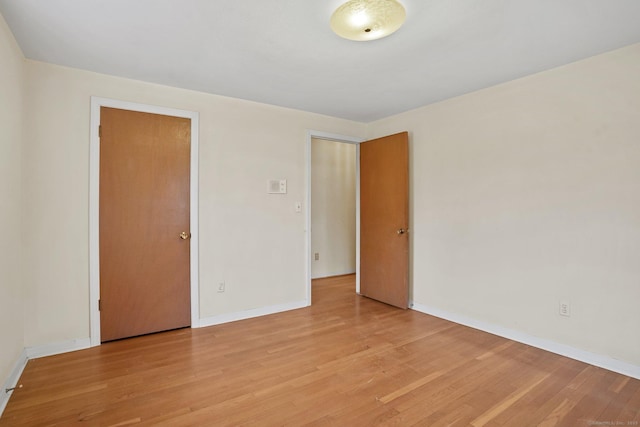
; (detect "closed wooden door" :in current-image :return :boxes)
[99,107,191,342]
[360,132,409,309]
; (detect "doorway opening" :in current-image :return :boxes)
[305,131,363,305]
[305,130,410,309]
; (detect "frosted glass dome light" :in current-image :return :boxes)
[330,0,406,41]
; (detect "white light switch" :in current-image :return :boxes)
[295,202,302,212]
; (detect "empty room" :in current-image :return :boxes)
[1,0,639,425]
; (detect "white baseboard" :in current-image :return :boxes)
[25,337,91,360]
[0,349,28,417]
[311,270,356,280]
[198,300,308,328]
[412,303,640,380]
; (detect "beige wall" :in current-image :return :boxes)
[0,14,24,383]
[20,60,366,346]
[369,43,640,366]
[2,12,639,389]
[311,139,356,278]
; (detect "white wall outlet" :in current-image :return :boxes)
[218,282,225,293]
[314,252,319,261]
[559,302,571,317]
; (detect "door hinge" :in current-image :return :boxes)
[98,125,102,138]
[98,299,101,311]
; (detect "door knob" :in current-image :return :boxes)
[397,228,407,235]
[179,231,191,240]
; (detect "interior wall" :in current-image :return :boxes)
[21,60,366,347]
[368,43,640,366]
[311,138,356,279]
[0,13,24,385]
[4,9,639,381]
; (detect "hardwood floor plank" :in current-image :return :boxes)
[596,380,640,426]
[1,274,639,426]
[538,398,578,427]
[378,370,445,404]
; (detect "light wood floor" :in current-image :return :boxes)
[2,275,639,426]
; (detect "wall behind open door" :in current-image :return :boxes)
[311,138,356,279]
[305,131,363,305]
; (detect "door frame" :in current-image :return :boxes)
[305,130,363,305]
[89,97,200,346]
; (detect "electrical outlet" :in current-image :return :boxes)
[314,253,319,261]
[559,302,570,317]
[218,282,225,293]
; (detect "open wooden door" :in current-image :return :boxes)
[99,107,191,342]
[360,132,409,309]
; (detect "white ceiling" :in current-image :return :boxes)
[1,0,639,122]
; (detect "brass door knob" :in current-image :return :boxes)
[397,228,407,235]
[179,231,191,240]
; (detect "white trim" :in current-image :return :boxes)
[89,97,200,346]
[25,338,91,360]
[412,303,640,380]
[355,144,361,294]
[305,130,364,305]
[0,349,28,417]
[199,300,307,328]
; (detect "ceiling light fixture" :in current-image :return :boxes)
[330,0,406,42]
